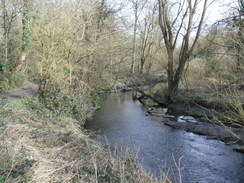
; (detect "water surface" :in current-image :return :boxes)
[86,93,244,183]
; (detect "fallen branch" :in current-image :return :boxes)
[133,87,167,107]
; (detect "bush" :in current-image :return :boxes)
[38,85,98,124]
[0,72,28,93]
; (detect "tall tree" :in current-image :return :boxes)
[129,0,148,73]
[158,0,210,100]
[14,0,33,73]
[139,3,156,74]
[232,0,244,72]
[0,0,21,72]
[22,0,33,52]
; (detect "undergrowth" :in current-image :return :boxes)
[0,72,28,93]
[0,97,169,183]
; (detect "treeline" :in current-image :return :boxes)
[0,0,243,122]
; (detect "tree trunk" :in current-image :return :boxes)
[167,50,174,100]
[172,59,186,93]
[140,58,145,74]
[4,34,8,66]
[14,0,33,73]
[131,17,138,73]
[237,10,244,73]
[2,0,8,66]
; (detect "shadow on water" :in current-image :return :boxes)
[86,93,244,183]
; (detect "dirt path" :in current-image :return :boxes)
[5,83,38,100]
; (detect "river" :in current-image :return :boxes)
[85,93,244,183]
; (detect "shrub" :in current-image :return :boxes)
[38,84,98,125]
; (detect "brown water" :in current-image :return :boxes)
[86,93,244,183]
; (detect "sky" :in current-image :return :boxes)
[107,0,238,39]
[207,0,237,24]
[111,0,237,25]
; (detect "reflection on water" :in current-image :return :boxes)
[86,93,244,183]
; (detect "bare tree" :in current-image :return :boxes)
[230,0,244,73]
[0,0,21,69]
[158,0,211,100]
[129,0,148,73]
[138,2,157,74]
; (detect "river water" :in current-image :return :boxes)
[86,93,244,183]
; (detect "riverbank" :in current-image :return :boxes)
[144,100,244,153]
[0,86,168,182]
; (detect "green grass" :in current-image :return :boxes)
[0,162,6,183]
[6,99,29,110]
[216,114,228,121]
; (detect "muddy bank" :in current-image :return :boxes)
[140,98,244,152]
[168,103,219,119]
[162,120,244,145]
[147,112,244,153]
[98,87,133,94]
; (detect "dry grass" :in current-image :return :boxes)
[0,98,169,183]
[210,89,244,140]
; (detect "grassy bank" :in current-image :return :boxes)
[0,95,168,183]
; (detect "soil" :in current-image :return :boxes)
[143,101,244,153]
[148,113,244,155]
[168,103,220,119]
[1,83,38,101]
[162,120,244,145]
